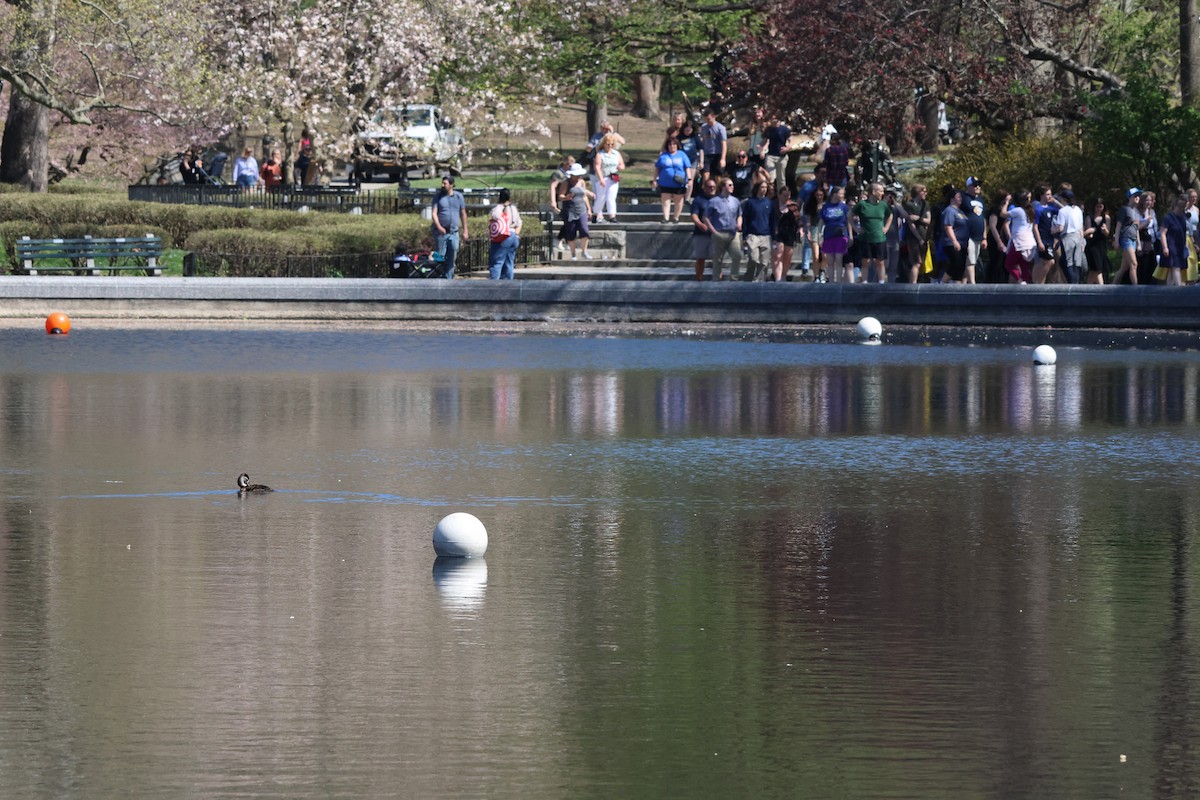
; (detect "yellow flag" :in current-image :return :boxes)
[923,242,933,274]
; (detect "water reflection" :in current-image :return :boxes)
[2,336,1199,798]
[431,557,487,617]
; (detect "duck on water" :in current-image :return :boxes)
[237,473,273,494]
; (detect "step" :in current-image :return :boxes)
[514,261,822,282]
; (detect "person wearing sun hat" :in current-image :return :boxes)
[1112,187,1145,285]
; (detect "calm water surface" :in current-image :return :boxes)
[0,328,1198,798]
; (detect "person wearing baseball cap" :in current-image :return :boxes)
[962,178,987,283]
[1113,187,1147,284]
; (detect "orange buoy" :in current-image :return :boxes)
[45,312,71,335]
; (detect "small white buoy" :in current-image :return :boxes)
[433,512,488,558]
[1033,344,1057,365]
[856,316,883,344]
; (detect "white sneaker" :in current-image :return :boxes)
[556,239,565,253]
[582,251,593,259]
[571,254,578,261]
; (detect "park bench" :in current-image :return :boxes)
[16,235,164,276]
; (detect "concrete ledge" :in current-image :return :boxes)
[0,276,1196,329]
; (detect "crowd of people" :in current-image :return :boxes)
[546,109,1200,287]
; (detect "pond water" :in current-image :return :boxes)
[0,327,1198,799]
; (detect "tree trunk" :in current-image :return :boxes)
[586,73,608,140]
[1182,0,1200,107]
[631,73,664,121]
[917,93,940,152]
[0,90,50,191]
[281,119,295,186]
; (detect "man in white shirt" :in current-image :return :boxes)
[1053,189,1086,284]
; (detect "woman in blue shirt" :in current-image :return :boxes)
[653,137,693,223]
[819,186,853,283]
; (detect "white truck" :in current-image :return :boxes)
[352,104,465,182]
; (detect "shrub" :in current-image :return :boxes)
[918,132,1124,209]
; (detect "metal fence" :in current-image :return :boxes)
[184,231,551,278]
[129,183,662,216]
[128,184,420,214]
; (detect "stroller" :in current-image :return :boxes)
[198,151,228,185]
[390,245,449,278]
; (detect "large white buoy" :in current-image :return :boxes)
[856,316,883,344]
[433,512,488,558]
[1033,344,1057,366]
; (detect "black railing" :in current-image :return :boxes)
[130,183,664,216]
[184,250,394,278]
[183,231,552,278]
[129,184,416,214]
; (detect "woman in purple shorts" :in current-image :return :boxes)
[819,186,853,283]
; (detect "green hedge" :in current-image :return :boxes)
[0,188,545,273]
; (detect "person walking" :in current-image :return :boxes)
[698,108,728,177]
[741,180,775,281]
[704,177,744,281]
[592,134,625,223]
[562,165,594,261]
[1112,188,1145,285]
[690,178,718,281]
[773,187,802,282]
[940,189,970,283]
[653,137,692,223]
[1159,194,1189,286]
[487,188,522,280]
[1053,189,1085,284]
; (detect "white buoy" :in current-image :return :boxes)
[433,512,488,558]
[1033,344,1057,365]
[856,316,883,344]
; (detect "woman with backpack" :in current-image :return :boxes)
[487,188,522,280]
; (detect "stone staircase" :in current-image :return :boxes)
[517,202,815,282]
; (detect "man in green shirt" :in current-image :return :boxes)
[853,181,893,283]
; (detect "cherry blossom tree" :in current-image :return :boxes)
[0,0,225,189]
[207,0,554,182]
